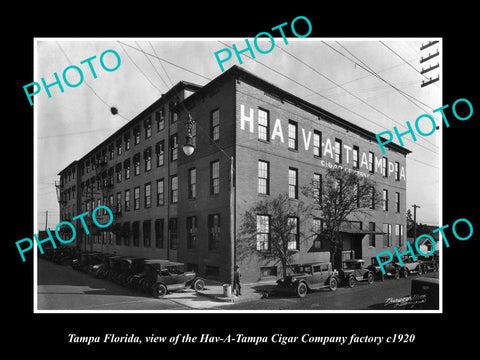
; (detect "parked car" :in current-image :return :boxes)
[139,260,205,297]
[88,253,115,278]
[410,277,439,309]
[338,259,374,287]
[401,256,423,277]
[417,254,439,273]
[72,252,101,272]
[368,256,402,280]
[276,262,339,298]
[116,257,146,286]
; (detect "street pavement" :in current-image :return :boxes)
[37,258,439,311]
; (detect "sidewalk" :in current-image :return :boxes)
[197,279,278,303]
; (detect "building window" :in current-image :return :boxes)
[208,214,221,250]
[258,160,270,195]
[287,217,299,250]
[211,108,220,141]
[145,183,151,208]
[156,141,165,167]
[124,159,130,180]
[133,126,140,145]
[369,222,376,247]
[124,189,130,212]
[116,139,122,156]
[169,103,178,123]
[170,134,178,161]
[144,147,152,172]
[109,144,114,160]
[133,153,140,176]
[313,218,328,250]
[187,216,197,249]
[258,108,269,142]
[157,179,164,206]
[169,218,178,249]
[382,157,388,177]
[260,266,277,277]
[156,108,165,132]
[124,132,131,151]
[188,168,196,199]
[313,173,322,203]
[171,175,178,204]
[144,117,152,139]
[395,161,400,181]
[134,187,140,210]
[256,215,270,251]
[353,145,359,169]
[210,160,219,195]
[368,152,374,173]
[395,192,400,213]
[396,224,404,247]
[383,223,392,247]
[143,220,151,247]
[288,167,298,199]
[132,221,140,247]
[116,192,122,213]
[155,219,164,248]
[370,186,375,209]
[313,130,322,157]
[334,138,342,164]
[115,164,122,183]
[383,189,388,211]
[288,120,298,150]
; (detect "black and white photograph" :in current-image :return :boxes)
[7,7,479,355]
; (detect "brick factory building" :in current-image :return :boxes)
[57,65,410,284]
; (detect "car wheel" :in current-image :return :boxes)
[418,266,423,275]
[367,273,374,284]
[394,270,400,280]
[193,278,205,292]
[141,279,153,293]
[152,283,168,298]
[329,277,338,291]
[296,282,308,297]
[348,276,355,288]
[404,268,409,278]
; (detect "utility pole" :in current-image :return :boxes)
[44,210,48,231]
[412,204,421,240]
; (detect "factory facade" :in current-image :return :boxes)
[57,65,410,283]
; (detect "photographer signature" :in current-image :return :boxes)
[385,294,427,308]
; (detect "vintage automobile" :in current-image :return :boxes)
[368,256,402,281]
[338,259,374,287]
[410,277,439,310]
[88,253,115,278]
[115,257,146,286]
[276,262,339,298]
[104,255,129,282]
[138,259,205,297]
[401,256,423,277]
[71,252,101,272]
[417,253,439,273]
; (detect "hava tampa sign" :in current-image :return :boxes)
[239,104,407,181]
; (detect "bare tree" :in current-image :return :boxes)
[237,193,311,277]
[302,168,382,269]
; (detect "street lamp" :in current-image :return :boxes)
[182,114,195,156]
[182,113,236,294]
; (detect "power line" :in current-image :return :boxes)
[149,41,174,87]
[276,44,439,155]
[117,41,163,94]
[117,41,212,82]
[331,41,438,113]
[55,42,130,122]
[135,41,170,91]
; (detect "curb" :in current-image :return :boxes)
[196,289,236,303]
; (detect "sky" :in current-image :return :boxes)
[35,37,442,231]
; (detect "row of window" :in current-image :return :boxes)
[257,160,402,213]
[82,214,221,251]
[256,108,402,179]
[256,216,405,251]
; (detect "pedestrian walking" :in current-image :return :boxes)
[233,265,241,296]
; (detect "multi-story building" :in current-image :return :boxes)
[57,65,410,283]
